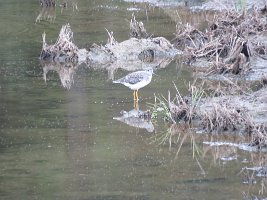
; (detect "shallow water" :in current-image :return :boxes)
[0,1,266,199]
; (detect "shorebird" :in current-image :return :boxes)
[113,68,154,101]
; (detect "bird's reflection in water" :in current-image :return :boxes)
[113,101,154,133]
[41,60,78,89]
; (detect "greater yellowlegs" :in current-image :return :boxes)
[113,68,154,101]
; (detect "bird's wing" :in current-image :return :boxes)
[124,73,145,84]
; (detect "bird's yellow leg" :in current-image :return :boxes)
[136,90,139,102]
[133,99,136,109]
[133,90,135,101]
[133,98,139,109]
[135,100,139,110]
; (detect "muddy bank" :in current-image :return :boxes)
[151,83,267,148]
[167,5,267,141]
[173,8,267,82]
[198,87,267,129]
[124,0,266,11]
[192,0,267,11]
[152,7,267,148]
[123,0,202,7]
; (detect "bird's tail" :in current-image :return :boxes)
[113,80,120,84]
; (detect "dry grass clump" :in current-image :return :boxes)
[203,79,251,97]
[105,28,117,46]
[170,83,204,123]
[40,24,79,63]
[174,9,267,75]
[201,103,246,133]
[200,101,267,149]
[247,124,267,149]
[150,82,204,124]
[173,23,207,51]
[260,75,267,85]
[207,38,251,75]
[129,13,148,39]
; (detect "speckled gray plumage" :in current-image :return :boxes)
[113,68,153,91]
[114,71,150,84]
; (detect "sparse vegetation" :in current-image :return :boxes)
[149,79,267,148]
[165,6,267,150]
[200,103,245,133]
[174,8,267,77]
[148,82,204,124]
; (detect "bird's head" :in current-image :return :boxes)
[144,67,154,74]
[144,67,159,77]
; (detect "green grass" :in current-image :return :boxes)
[147,94,174,123]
